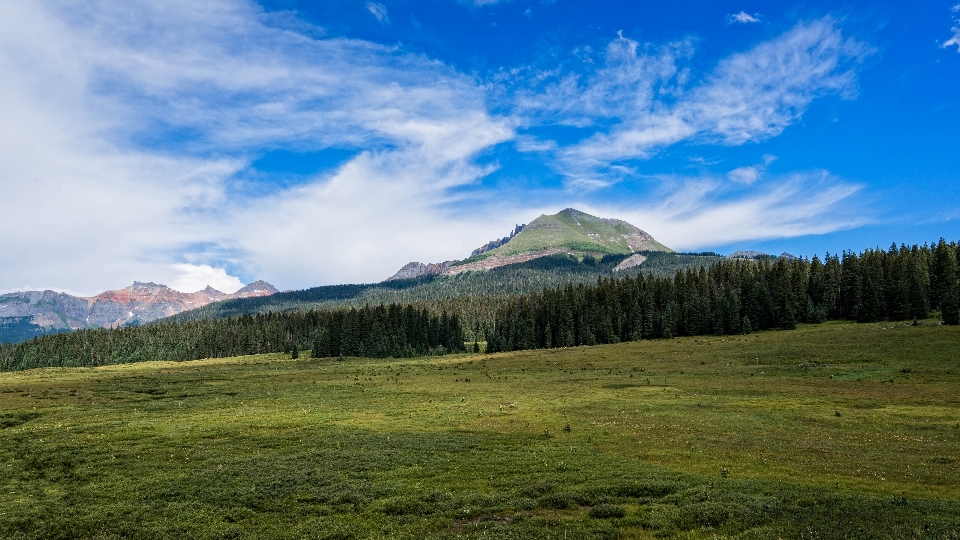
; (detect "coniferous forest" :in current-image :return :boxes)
[0,304,465,371]
[1,239,957,370]
[487,239,960,352]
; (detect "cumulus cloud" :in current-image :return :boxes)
[168,264,244,293]
[0,0,514,292]
[511,18,868,187]
[727,11,761,24]
[366,2,389,24]
[944,4,960,52]
[727,155,776,184]
[727,166,762,185]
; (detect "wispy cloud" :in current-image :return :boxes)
[727,11,761,24]
[513,33,691,127]
[366,2,390,24]
[590,171,866,250]
[515,18,869,186]
[944,4,960,52]
[0,2,878,293]
[0,0,513,291]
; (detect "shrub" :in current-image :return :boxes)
[521,482,555,498]
[539,492,587,510]
[614,481,679,498]
[589,503,626,519]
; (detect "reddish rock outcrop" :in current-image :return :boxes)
[0,280,279,334]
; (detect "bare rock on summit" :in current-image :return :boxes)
[386,261,454,281]
[728,250,767,259]
[236,280,280,295]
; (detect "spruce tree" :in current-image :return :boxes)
[931,239,959,313]
[943,289,960,325]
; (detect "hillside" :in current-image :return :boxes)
[0,280,277,344]
[387,208,673,280]
[473,208,672,259]
[167,252,725,337]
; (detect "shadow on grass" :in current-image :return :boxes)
[2,425,958,539]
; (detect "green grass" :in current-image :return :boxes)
[475,209,673,261]
[2,320,959,539]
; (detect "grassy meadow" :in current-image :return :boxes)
[1,320,959,539]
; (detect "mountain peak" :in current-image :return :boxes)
[130,281,170,291]
[1,279,280,343]
[235,280,280,295]
[482,208,672,260]
[385,208,671,280]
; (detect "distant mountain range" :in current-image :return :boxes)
[387,208,674,280]
[1,207,801,345]
[0,280,277,344]
[728,250,798,260]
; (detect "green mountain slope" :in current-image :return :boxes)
[468,208,672,261]
[166,252,725,339]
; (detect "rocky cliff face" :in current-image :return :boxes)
[469,224,526,257]
[0,280,279,343]
[386,262,455,281]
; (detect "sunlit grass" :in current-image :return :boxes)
[2,320,958,538]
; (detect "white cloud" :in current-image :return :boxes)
[514,135,558,152]
[0,0,514,292]
[727,154,776,184]
[944,4,960,52]
[727,166,761,185]
[168,264,244,293]
[0,2,877,295]
[514,34,691,126]
[538,18,868,186]
[727,11,761,24]
[586,171,866,250]
[366,2,389,24]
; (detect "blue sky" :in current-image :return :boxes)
[1,0,959,294]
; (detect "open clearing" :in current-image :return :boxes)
[2,320,959,538]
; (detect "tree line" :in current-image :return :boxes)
[1,238,956,370]
[168,252,726,341]
[485,239,960,353]
[0,304,466,371]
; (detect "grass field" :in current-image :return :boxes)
[2,320,959,539]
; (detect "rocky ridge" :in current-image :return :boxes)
[728,250,799,260]
[470,224,526,257]
[0,280,278,343]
